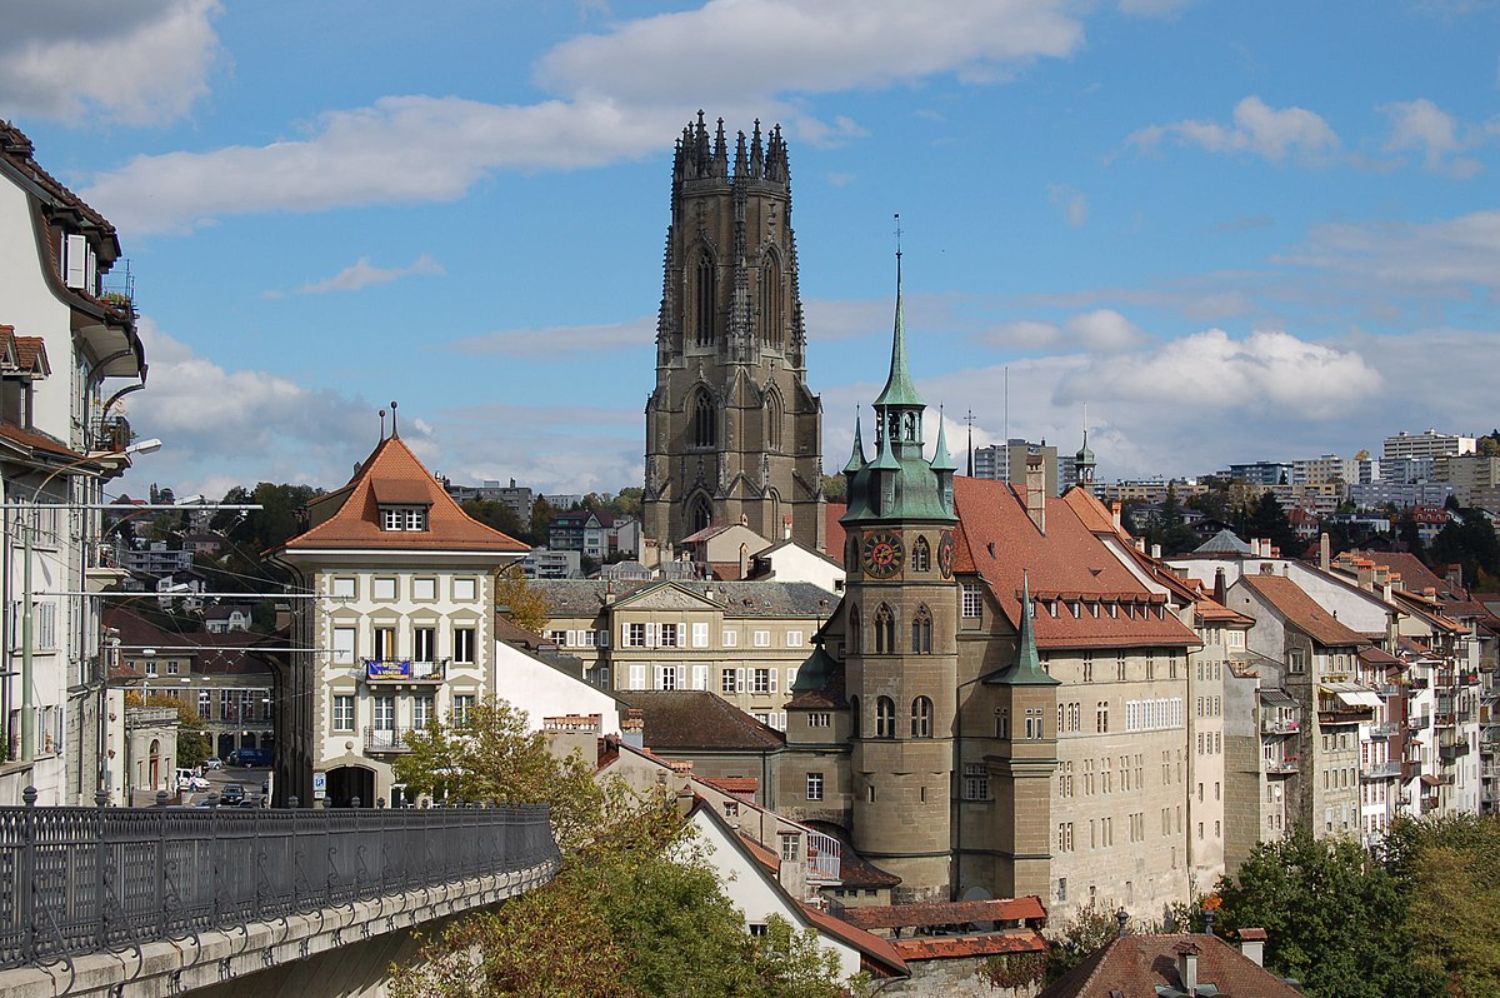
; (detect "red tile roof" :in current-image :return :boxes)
[278,435,527,553]
[0,421,84,460]
[702,776,759,796]
[798,902,908,978]
[953,477,1201,650]
[1238,573,1369,647]
[840,896,1046,931]
[1038,933,1301,998]
[824,501,847,558]
[889,930,1046,960]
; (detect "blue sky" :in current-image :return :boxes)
[4,0,1498,498]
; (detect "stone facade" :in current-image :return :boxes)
[642,114,825,553]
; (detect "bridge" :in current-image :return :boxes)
[0,788,559,997]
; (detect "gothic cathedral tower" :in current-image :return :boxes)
[840,263,960,901]
[643,114,825,553]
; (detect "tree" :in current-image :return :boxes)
[125,691,211,768]
[1244,491,1300,557]
[528,497,555,546]
[461,498,526,540]
[820,474,847,503]
[495,565,550,635]
[1386,814,1500,995]
[1431,506,1500,590]
[1045,902,1121,982]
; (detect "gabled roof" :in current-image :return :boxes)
[841,896,1045,931]
[616,690,786,752]
[1237,573,1369,648]
[0,326,49,377]
[953,477,1201,651]
[1195,528,1254,554]
[531,579,837,619]
[276,434,527,554]
[1037,932,1301,998]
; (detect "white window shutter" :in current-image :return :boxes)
[769,668,778,693]
[86,250,97,294]
[629,664,646,690]
[65,234,88,289]
[736,667,747,693]
[653,665,664,690]
[646,622,658,648]
[692,665,708,690]
[621,623,630,646]
[788,667,798,689]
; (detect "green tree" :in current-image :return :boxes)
[1045,902,1120,982]
[495,565,550,636]
[820,474,847,503]
[528,497,555,546]
[1386,814,1500,995]
[1431,506,1500,590]
[126,691,211,768]
[1244,491,1300,557]
[461,498,527,540]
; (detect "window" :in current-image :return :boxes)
[412,626,436,664]
[692,622,710,648]
[144,659,157,678]
[332,695,355,732]
[752,668,773,694]
[372,696,395,731]
[1025,708,1044,740]
[413,695,434,731]
[721,669,739,694]
[847,605,861,654]
[1096,701,1110,733]
[722,629,738,648]
[166,661,179,676]
[626,623,646,648]
[1057,878,1067,903]
[453,627,475,665]
[629,665,648,690]
[413,577,436,601]
[962,584,983,619]
[760,256,783,348]
[1116,653,1126,681]
[1289,649,1306,674]
[333,626,357,665]
[753,630,770,648]
[373,577,397,601]
[911,536,931,572]
[452,695,475,727]
[659,623,679,648]
[1083,652,1094,683]
[453,577,476,601]
[911,696,933,738]
[911,606,933,654]
[874,604,895,654]
[695,252,716,347]
[876,697,896,738]
[332,577,356,598]
[787,630,803,648]
[373,626,396,662]
[996,708,1009,739]
[780,834,800,862]
[850,696,860,738]
[693,390,717,447]
[866,784,876,803]
[963,763,990,801]
[655,665,683,690]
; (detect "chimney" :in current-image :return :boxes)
[1238,927,1267,967]
[604,579,616,604]
[1150,543,1162,560]
[1319,532,1331,571]
[1115,908,1129,937]
[1202,909,1216,937]
[1213,567,1227,604]
[1110,501,1123,530]
[621,708,644,750]
[1175,941,1201,993]
[1025,454,1046,532]
[783,514,792,540]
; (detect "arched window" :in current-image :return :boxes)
[689,496,712,533]
[692,390,716,448]
[911,536,931,572]
[847,604,862,655]
[874,604,895,655]
[850,696,860,738]
[911,605,933,654]
[695,252,716,347]
[765,391,783,452]
[876,696,896,739]
[911,696,933,738]
[759,256,783,348]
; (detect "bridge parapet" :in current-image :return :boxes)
[0,787,558,978]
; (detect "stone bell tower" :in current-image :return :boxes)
[642,113,825,553]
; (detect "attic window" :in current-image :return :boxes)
[381,506,427,531]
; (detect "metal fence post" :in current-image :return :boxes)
[95,788,109,952]
[20,786,36,965]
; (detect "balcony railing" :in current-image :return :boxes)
[364,725,419,753]
[1320,706,1374,725]
[1368,722,1400,738]
[1265,757,1299,774]
[1440,743,1472,763]
[1377,684,1403,698]
[1410,678,1430,691]
[1408,713,1431,730]
[1261,718,1300,736]
[0,789,557,970]
[806,829,842,883]
[363,659,446,683]
[1436,712,1457,728]
[1362,761,1402,780]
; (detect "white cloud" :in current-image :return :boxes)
[449,317,655,356]
[1380,98,1483,177]
[1129,96,1340,164]
[82,0,1086,232]
[0,0,222,125]
[977,309,1145,352]
[1279,209,1500,291]
[1048,184,1089,227]
[1118,0,1194,16]
[267,254,445,298]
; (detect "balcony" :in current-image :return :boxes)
[364,725,417,753]
[1260,717,1300,736]
[1422,795,1439,812]
[1440,742,1472,763]
[1408,713,1431,730]
[1436,712,1457,728]
[1368,721,1400,738]
[806,829,842,883]
[1362,761,1402,780]
[1265,756,1299,775]
[362,659,446,684]
[1377,684,1404,698]
[1482,761,1500,778]
[1320,706,1374,726]
[1410,678,1429,691]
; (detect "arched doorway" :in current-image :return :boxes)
[217,733,235,759]
[241,732,257,750]
[326,765,375,808]
[148,739,161,790]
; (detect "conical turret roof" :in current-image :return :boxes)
[929,408,958,473]
[843,410,867,474]
[990,572,1060,686]
[872,266,922,408]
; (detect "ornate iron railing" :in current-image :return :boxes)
[0,787,557,969]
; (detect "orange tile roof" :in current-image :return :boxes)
[1239,573,1369,647]
[1038,933,1301,998]
[889,930,1046,960]
[824,501,847,557]
[953,477,1201,650]
[701,776,759,796]
[798,902,908,977]
[278,434,527,553]
[0,421,84,460]
[841,896,1046,931]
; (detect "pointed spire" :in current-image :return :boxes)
[930,405,958,472]
[873,215,922,408]
[713,117,728,175]
[734,129,748,176]
[750,119,764,178]
[870,409,900,472]
[844,408,867,474]
[1001,571,1060,686]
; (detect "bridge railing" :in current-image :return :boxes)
[0,787,558,969]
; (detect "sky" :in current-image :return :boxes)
[3,0,1498,499]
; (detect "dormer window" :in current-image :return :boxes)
[381,506,427,531]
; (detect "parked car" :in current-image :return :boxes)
[220,783,246,805]
[203,757,224,770]
[176,769,210,792]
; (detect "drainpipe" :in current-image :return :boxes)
[21,522,33,762]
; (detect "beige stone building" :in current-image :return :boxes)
[528,578,835,729]
[642,114,825,553]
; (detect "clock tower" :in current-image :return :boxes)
[838,259,959,901]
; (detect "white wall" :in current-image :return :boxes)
[758,542,845,594]
[0,178,74,440]
[492,640,620,735]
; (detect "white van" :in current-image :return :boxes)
[177,769,210,792]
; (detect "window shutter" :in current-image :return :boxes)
[769,668,778,693]
[86,249,97,294]
[654,665,664,690]
[788,667,798,688]
[736,667,747,693]
[646,622,658,648]
[65,234,88,288]
[621,623,630,646]
[629,664,646,690]
[692,665,708,691]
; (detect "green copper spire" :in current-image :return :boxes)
[994,571,1060,686]
[869,411,900,471]
[872,241,923,409]
[843,409,867,474]
[929,406,958,473]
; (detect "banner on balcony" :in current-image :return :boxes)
[366,659,413,679]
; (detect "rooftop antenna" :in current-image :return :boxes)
[894,212,902,277]
[378,408,387,441]
[1004,366,1010,443]
[965,409,975,477]
[390,400,399,438]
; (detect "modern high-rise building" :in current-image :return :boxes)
[642,114,825,553]
[1383,429,1476,464]
[972,439,1063,496]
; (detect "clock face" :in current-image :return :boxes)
[938,531,955,579]
[861,531,905,578]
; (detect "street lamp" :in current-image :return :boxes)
[18,438,162,763]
